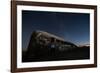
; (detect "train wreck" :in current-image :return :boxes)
[28,30,77,51]
[23,31,90,62]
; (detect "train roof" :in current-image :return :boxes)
[34,30,64,41]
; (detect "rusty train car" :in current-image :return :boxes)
[23,31,78,62]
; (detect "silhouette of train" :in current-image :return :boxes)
[23,31,80,62]
[28,30,77,51]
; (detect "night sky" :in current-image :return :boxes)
[22,10,90,51]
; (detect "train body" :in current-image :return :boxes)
[23,31,78,62]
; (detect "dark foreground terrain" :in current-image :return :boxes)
[22,47,90,62]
